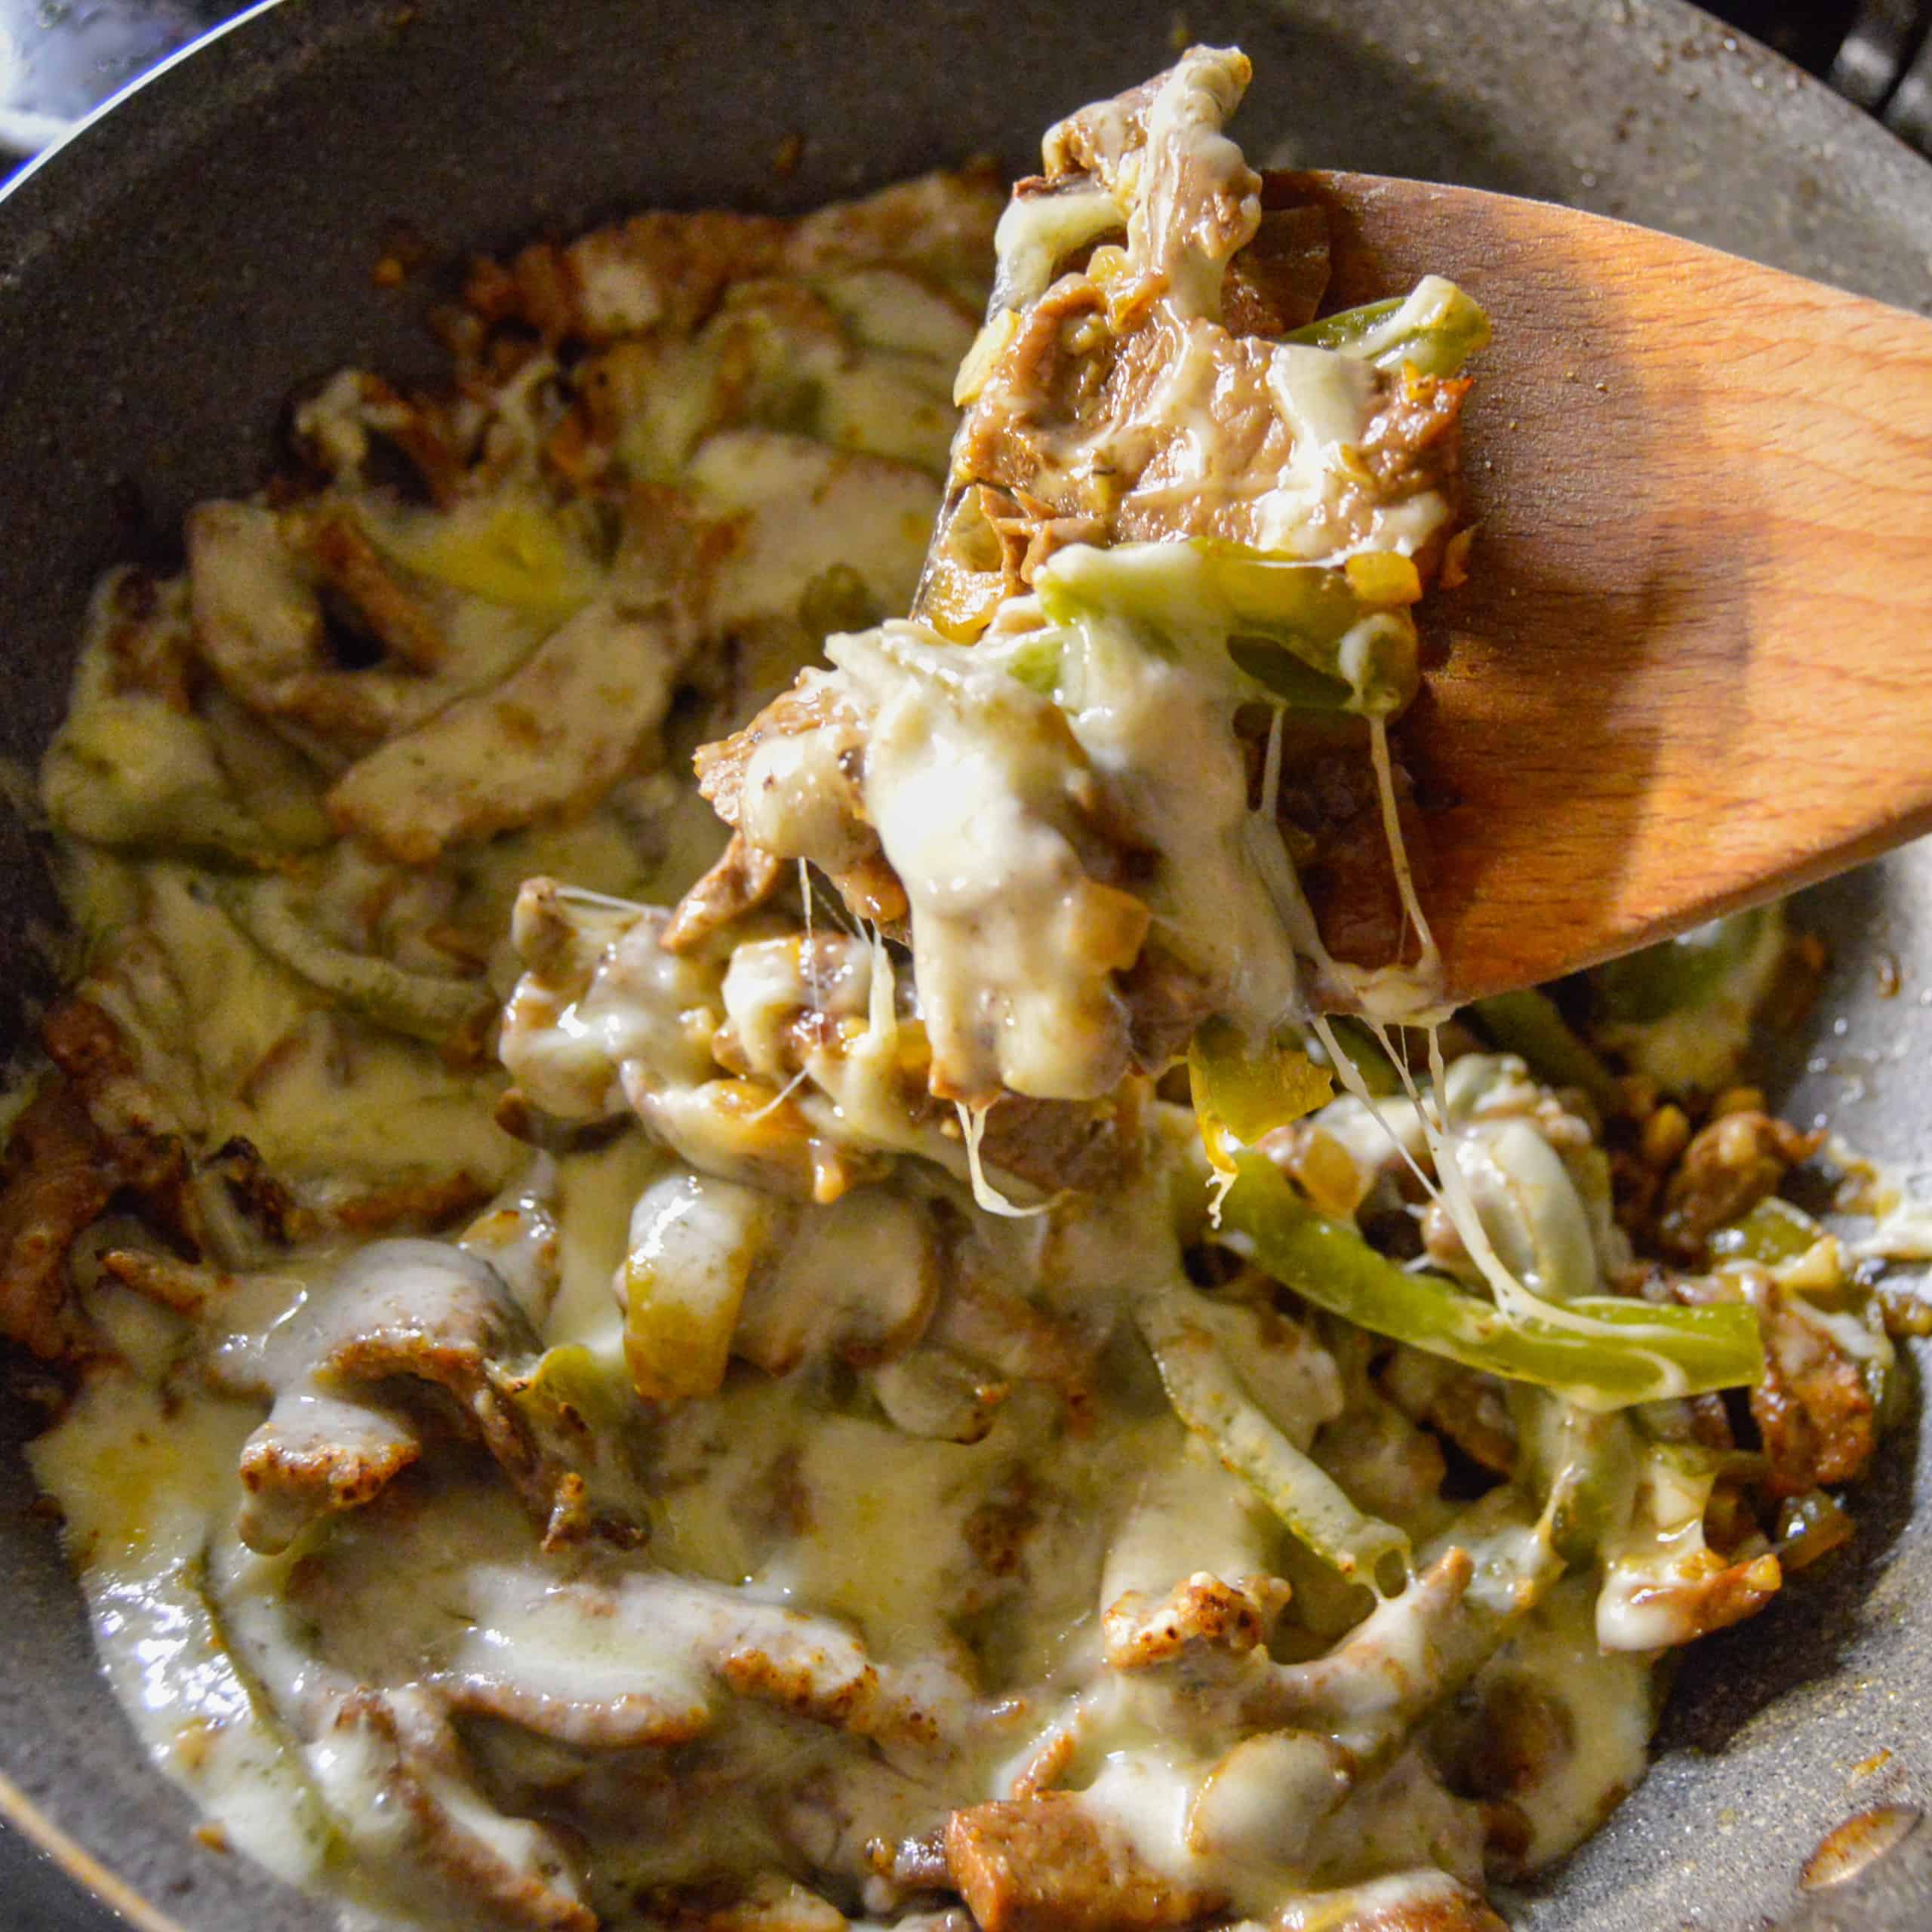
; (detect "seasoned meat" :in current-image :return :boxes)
[974,1085,1145,1198]
[436,1563,971,1760]
[1438,1670,1575,1804]
[295,506,451,672]
[186,502,468,760]
[238,1391,423,1553]
[660,832,789,953]
[328,593,700,864]
[437,1669,713,1754]
[327,1171,499,1238]
[1613,1547,1783,1647]
[1327,1888,1511,1932]
[470,171,1002,348]
[1750,1278,1879,1498]
[0,1085,115,1362]
[1241,1549,1478,1749]
[1280,737,1429,971]
[1101,1571,1291,1670]
[925,132,1457,592]
[11,45,1856,1932]
[1117,949,1220,1075]
[1222,201,1332,336]
[327,1688,596,1932]
[928,1269,1100,1411]
[0,998,213,1361]
[697,678,843,836]
[685,48,1470,1109]
[42,995,185,1152]
[96,1247,225,1315]
[236,1241,620,1554]
[945,1796,1224,1932]
[669,668,903,952]
[1657,1111,1820,1263]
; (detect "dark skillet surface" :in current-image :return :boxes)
[1,3,1930,1928]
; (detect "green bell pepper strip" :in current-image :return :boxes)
[1708,1194,1826,1267]
[1509,1387,1640,1565]
[1135,1281,1409,1589]
[507,1343,638,1441]
[1591,909,1769,1025]
[1000,630,1066,698]
[1284,275,1492,377]
[1221,1153,1764,1411]
[1471,989,1623,1116]
[41,695,328,866]
[212,875,492,1048]
[1035,540,1420,721]
[1198,550,1420,721]
[1189,1015,1334,1168]
[1225,636,1353,709]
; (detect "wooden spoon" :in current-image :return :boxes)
[1285,172,1932,1004]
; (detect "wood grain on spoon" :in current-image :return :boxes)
[1289,172,1932,1004]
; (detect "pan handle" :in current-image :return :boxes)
[1880,20,1932,148]
[1829,0,1932,149]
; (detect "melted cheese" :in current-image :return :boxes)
[29,1374,337,1889]
[1476,1577,1657,1869]
[832,621,1147,1101]
[97,863,518,1187]
[11,77,1708,1932]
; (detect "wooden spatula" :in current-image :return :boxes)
[1286,172,1932,1004]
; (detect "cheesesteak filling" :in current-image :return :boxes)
[1,47,1908,1932]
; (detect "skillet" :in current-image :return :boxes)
[0,2,1930,1926]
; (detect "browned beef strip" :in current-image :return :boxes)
[1750,1278,1879,1499]
[1325,1890,1511,1932]
[1657,1111,1820,1264]
[238,1241,635,1555]
[297,507,450,673]
[1100,1571,1289,1671]
[0,1085,115,1363]
[668,670,903,952]
[974,1083,1146,1198]
[328,1688,598,1932]
[0,998,217,1361]
[660,832,790,952]
[1222,202,1333,335]
[1278,734,1429,971]
[944,1795,1224,1932]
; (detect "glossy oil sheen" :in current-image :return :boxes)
[0,2,1928,1927]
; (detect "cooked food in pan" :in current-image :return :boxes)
[2,46,1907,1932]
